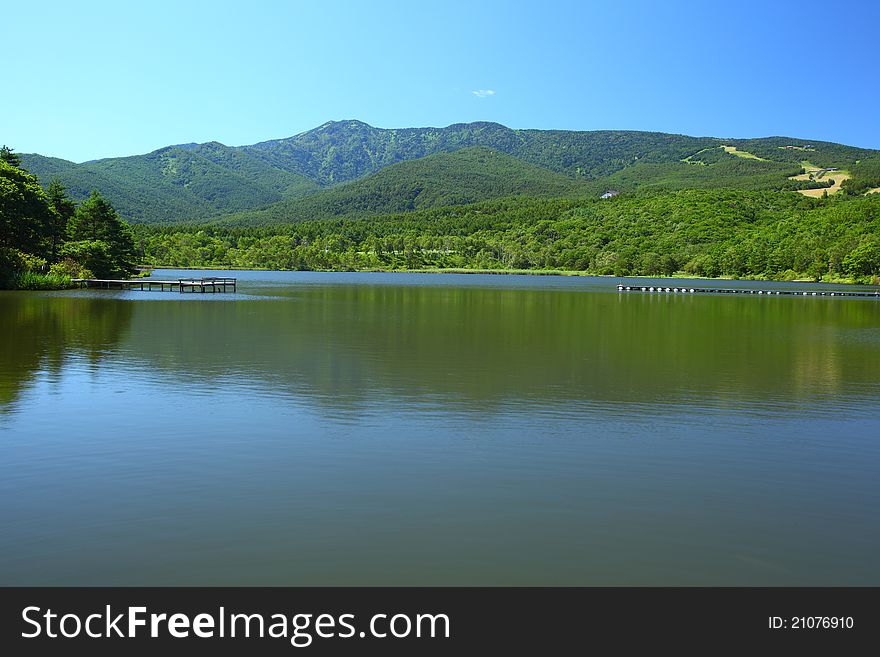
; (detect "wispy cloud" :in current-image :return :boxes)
[472,89,496,98]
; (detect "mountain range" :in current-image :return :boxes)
[19,120,880,225]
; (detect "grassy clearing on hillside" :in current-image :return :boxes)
[798,170,851,196]
[790,161,852,196]
[681,147,714,164]
[722,146,766,161]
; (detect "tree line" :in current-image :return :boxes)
[134,190,880,283]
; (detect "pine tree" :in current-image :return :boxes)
[46,179,76,261]
[0,145,23,168]
[68,191,136,275]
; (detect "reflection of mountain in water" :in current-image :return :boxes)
[115,285,880,414]
[0,295,134,414]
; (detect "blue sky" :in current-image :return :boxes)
[4,0,879,161]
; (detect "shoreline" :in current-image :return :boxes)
[138,265,879,287]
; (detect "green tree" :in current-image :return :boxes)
[58,240,115,278]
[46,179,76,261]
[68,191,136,275]
[0,145,23,168]
[842,238,880,277]
[0,160,55,256]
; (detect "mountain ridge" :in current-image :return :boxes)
[18,120,880,224]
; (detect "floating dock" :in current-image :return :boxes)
[617,284,878,298]
[72,277,237,293]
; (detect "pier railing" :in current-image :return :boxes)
[72,277,237,293]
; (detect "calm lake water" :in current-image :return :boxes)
[2,271,879,585]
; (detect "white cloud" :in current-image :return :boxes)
[472,89,496,98]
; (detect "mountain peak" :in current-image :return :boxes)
[314,119,374,132]
[164,143,200,152]
[445,121,509,131]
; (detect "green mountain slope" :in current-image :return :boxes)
[21,143,318,223]
[16,153,209,223]
[579,156,806,194]
[223,146,850,225]
[219,147,587,224]
[724,136,877,169]
[244,120,877,184]
[243,120,721,184]
[18,120,879,225]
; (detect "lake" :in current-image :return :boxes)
[2,271,879,585]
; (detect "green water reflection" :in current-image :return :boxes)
[1,274,878,585]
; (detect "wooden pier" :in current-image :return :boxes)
[617,284,879,298]
[72,277,237,293]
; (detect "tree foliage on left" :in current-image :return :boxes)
[0,159,55,255]
[0,148,136,287]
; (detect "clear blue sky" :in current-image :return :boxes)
[4,0,878,162]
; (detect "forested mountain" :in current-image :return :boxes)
[22,143,318,223]
[244,120,877,183]
[242,120,720,183]
[219,147,587,225]
[18,120,880,225]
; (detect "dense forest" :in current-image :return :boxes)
[217,147,588,225]
[216,146,851,226]
[0,146,137,289]
[134,190,880,283]
[841,159,880,195]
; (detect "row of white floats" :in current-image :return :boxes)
[617,285,877,297]
[618,286,697,293]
